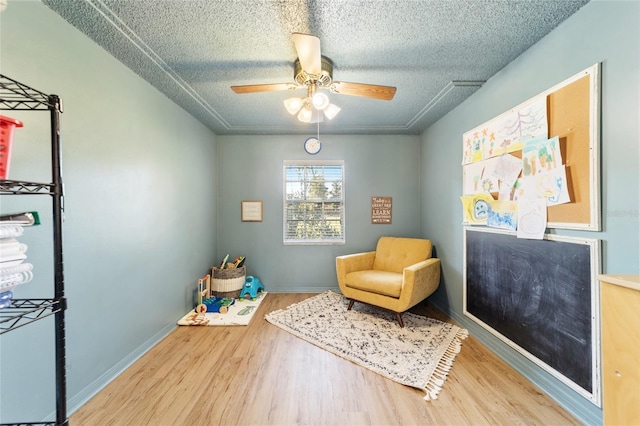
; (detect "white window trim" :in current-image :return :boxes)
[283,160,345,245]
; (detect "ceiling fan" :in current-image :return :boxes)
[231,33,397,123]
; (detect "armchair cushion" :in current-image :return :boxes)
[373,237,432,273]
[343,270,403,298]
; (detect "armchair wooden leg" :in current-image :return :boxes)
[396,312,404,328]
[347,299,355,310]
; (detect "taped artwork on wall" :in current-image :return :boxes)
[462,96,548,165]
[463,155,521,196]
[460,193,494,225]
[517,197,547,239]
[486,200,518,231]
[517,165,570,207]
[522,135,563,177]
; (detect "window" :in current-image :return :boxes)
[283,160,345,245]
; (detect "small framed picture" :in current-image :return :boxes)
[241,200,263,222]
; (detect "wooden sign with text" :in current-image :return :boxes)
[371,197,392,224]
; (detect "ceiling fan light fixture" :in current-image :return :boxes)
[297,104,313,122]
[233,33,395,125]
[310,108,324,123]
[323,103,341,120]
[311,91,330,110]
[284,97,304,115]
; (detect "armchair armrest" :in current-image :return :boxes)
[336,251,376,290]
[400,258,441,308]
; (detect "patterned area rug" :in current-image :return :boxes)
[265,291,468,400]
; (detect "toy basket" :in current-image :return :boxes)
[210,265,246,298]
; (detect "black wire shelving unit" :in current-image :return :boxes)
[0,74,68,426]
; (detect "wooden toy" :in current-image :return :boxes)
[197,296,235,314]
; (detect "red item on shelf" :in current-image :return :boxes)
[0,115,24,180]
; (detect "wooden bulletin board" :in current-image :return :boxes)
[462,64,601,230]
[545,65,600,229]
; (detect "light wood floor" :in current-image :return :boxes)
[71,293,579,425]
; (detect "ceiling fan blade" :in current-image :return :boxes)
[330,81,397,101]
[292,32,321,75]
[231,83,298,94]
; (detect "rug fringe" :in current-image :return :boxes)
[423,328,469,401]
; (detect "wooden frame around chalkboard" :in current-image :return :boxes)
[463,226,601,406]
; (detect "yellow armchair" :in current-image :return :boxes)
[336,236,441,327]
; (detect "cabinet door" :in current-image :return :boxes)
[601,282,640,425]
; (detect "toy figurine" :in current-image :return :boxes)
[239,275,264,300]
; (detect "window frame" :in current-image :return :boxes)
[283,160,345,245]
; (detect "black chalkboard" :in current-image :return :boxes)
[464,228,598,399]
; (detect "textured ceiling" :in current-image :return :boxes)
[42,0,589,135]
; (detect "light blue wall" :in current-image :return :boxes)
[216,134,422,292]
[0,2,217,422]
[421,1,639,425]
